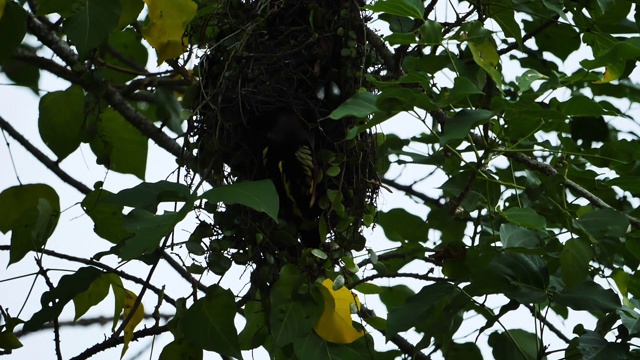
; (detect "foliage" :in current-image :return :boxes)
[2,0,640,359]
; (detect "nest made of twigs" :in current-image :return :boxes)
[187,0,379,272]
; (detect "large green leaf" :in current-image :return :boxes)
[106,181,192,213]
[500,224,541,249]
[561,238,593,288]
[159,339,203,360]
[365,0,424,19]
[200,180,279,222]
[269,265,322,347]
[576,331,629,359]
[0,184,60,265]
[38,86,85,160]
[239,300,268,350]
[617,306,640,335]
[575,208,629,240]
[386,283,458,338]
[329,91,379,119]
[502,207,547,231]
[376,208,428,243]
[82,188,133,244]
[440,109,493,145]
[488,329,542,360]
[0,1,26,64]
[554,280,620,313]
[23,267,103,332]
[64,0,122,56]
[293,333,374,360]
[90,108,148,179]
[73,273,111,320]
[180,285,241,359]
[100,28,148,84]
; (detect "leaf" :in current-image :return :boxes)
[117,0,143,29]
[376,208,428,243]
[559,95,612,117]
[0,1,26,65]
[36,0,78,17]
[121,289,145,358]
[386,283,458,338]
[617,306,640,335]
[293,333,374,360]
[516,70,547,92]
[577,331,629,359]
[365,0,424,19]
[64,0,122,57]
[487,0,521,44]
[488,329,541,360]
[23,267,103,332]
[106,181,192,213]
[180,285,242,358]
[418,20,443,45]
[499,224,540,249]
[554,280,620,313]
[467,31,502,87]
[154,87,186,135]
[269,265,322,347]
[329,91,379,119]
[200,180,279,222]
[159,339,203,360]
[581,37,640,70]
[313,279,364,344]
[90,108,148,179]
[440,109,493,145]
[502,207,547,231]
[561,238,593,288]
[438,77,483,106]
[576,208,629,240]
[446,342,482,360]
[107,274,126,331]
[142,0,197,64]
[0,184,60,265]
[38,85,85,160]
[81,188,133,244]
[73,273,111,320]
[2,45,40,93]
[239,301,268,350]
[100,28,148,84]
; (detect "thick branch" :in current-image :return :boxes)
[0,115,92,195]
[381,178,443,207]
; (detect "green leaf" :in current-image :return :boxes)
[64,0,122,57]
[502,208,547,231]
[418,20,443,45]
[0,2,26,65]
[500,224,540,249]
[239,300,268,350]
[618,306,640,335]
[554,281,620,313]
[180,285,242,359]
[570,116,609,148]
[439,77,483,106]
[376,208,428,243]
[159,339,203,360]
[516,70,547,92]
[36,0,79,17]
[81,188,133,244]
[379,285,414,310]
[38,86,85,160]
[488,329,541,360]
[329,91,379,119]
[559,95,612,117]
[90,108,148,179]
[293,333,374,360]
[200,180,279,222]
[100,28,147,84]
[446,342,482,360]
[269,265,322,347]
[581,37,640,70]
[0,184,60,265]
[107,274,125,331]
[23,267,103,332]
[73,273,111,320]
[561,238,593,288]
[576,208,629,240]
[2,45,40,93]
[365,0,424,19]
[577,331,629,359]
[487,0,521,44]
[440,109,493,145]
[386,283,458,338]
[106,181,192,213]
[113,206,191,260]
[466,252,549,303]
[116,0,144,29]
[155,87,186,135]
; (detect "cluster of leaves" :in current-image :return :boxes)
[3,0,640,359]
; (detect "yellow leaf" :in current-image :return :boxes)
[0,0,6,20]
[121,289,145,358]
[313,279,364,344]
[594,63,624,84]
[142,0,197,64]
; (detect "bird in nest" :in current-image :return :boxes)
[262,110,324,248]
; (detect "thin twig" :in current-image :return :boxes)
[348,272,450,289]
[381,178,443,207]
[160,250,208,294]
[35,259,63,360]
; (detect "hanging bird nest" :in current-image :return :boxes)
[187,0,379,273]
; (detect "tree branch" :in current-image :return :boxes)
[381,178,443,207]
[349,272,449,289]
[0,245,176,307]
[68,324,168,360]
[35,259,63,360]
[0,115,92,195]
